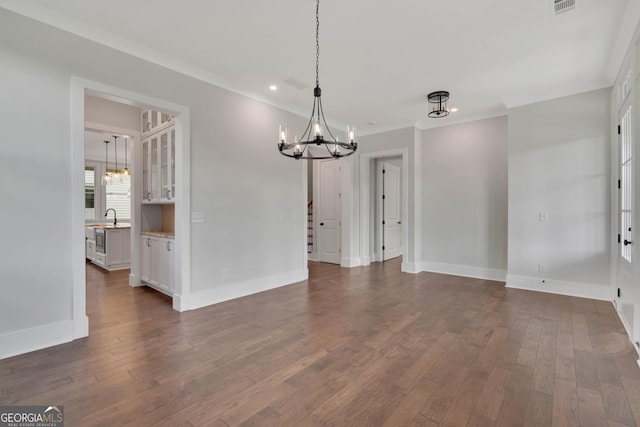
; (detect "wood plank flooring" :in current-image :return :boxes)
[1,259,639,426]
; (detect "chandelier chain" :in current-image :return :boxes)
[315,0,320,88]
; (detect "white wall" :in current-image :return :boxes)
[0,36,73,341]
[84,95,139,163]
[85,95,140,131]
[507,88,611,300]
[420,116,508,280]
[0,9,309,358]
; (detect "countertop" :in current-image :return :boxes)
[87,223,131,229]
[141,231,175,239]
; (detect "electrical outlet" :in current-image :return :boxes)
[538,263,547,273]
[539,211,549,221]
[221,269,229,279]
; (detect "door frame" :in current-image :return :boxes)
[359,148,409,268]
[70,77,191,339]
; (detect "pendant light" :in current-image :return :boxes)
[122,136,130,176]
[278,0,357,160]
[102,140,112,185]
[112,135,121,183]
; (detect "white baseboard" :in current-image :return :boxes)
[129,273,143,287]
[506,274,609,301]
[73,315,89,340]
[341,257,361,268]
[421,261,506,281]
[172,294,186,312]
[401,262,420,274]
[362,256,371,266]
[189,268,309,310]
[0,320,74,360]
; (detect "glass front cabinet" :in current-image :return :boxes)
[141,126,175,203]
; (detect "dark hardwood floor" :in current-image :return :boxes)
[1,259,639,426]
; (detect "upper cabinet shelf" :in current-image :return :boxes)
[141,108,174,137]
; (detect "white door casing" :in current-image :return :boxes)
[377,161,402,261]
[318,160,341,264]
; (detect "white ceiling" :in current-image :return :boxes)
[1,0,636,133]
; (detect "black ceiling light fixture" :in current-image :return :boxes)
[427,91,450,118]
[278,0,357,160]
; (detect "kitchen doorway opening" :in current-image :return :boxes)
[71,78,191,340]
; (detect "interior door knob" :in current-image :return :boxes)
[398,221,402,224]
[624,239,633,246]
[320,222,324,226]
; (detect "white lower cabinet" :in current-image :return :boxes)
[140,235,174,295]
[106,229,131,267]
[86,239,96,262]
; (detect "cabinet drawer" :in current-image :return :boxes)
[94,252,106,266]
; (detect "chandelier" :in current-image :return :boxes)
[278,0,357,160]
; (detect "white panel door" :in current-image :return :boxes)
[318,161,341,264]
[617,101,636,342]
[380,162,402,260]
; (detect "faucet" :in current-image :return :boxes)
[105,208,117,226]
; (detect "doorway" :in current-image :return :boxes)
[376,157,403,261]
[359,148,410,270]
[71,78,191,340]
[313,159,342,264]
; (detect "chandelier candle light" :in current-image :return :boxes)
[278,0,357,159]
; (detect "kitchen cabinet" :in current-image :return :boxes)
[140,235,174,295]
[141,126,176,203]
[141,109,174,136]
[106,228,131,267]
[86,238,96,262]
[86,227,130,270]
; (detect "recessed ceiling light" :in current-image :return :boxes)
[269,85,278,91]
[368,121,376,125]
[450,107,458,113]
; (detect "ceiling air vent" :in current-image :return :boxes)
[554,0,576,14]
[284,77,310,90]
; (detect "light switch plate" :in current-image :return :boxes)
[191,211,205,223]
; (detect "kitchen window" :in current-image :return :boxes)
[85,166,96,220]
[85,162,131,221]
[106,174,131,219]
